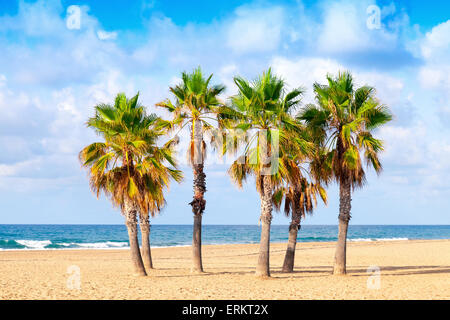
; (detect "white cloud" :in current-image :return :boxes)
[419,67,447,89]
[0,0,64,36]
[420,20,450,60]
[0,74,6,86]
[226,6,284,54]
[379,122,450,196]
[169,76,181,87]
[318,2,368,53]
[0,164,16,176]
[217,64,239,96]
[418,20,450,124]
[379,124,426,166]
[315,0,402,54]
[419,20,450,89]
[270,54,450,198]
[272,56,342,102]
[0,0,447,205]
[271,56,404,107]
[381,2,396,17]
[354,71,404,104]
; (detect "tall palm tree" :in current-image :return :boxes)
[298,72,392,275]
[80,92,182,276]
[272,165,327,273]
[156,67,225,273]
[273,128,331,273]
[136,134,182,270]
[223,68,312,277]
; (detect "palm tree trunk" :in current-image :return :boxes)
[124,199,147,276]
[282,208,301,273]
[139,212,153,270]
[189,119,206,273]
[192,212,203,272]
[333,176,352,275]
[256,175,273,277]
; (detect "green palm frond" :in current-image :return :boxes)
[80,92,184,218]
[297,71,392,187]
[156,67,226,168]
[221,68,317,198]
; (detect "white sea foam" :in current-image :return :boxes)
[1,237,411,251]
[349,237,409,242]
[376,237,409,241]
[151,244,190,248]
[75,242,129,249]
[16,240,52,249]
[8,240,129,250]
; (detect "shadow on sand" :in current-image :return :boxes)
[148,264,450,279]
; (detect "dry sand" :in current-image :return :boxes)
[0,239,449,300]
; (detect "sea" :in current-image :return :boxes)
[0,224,449,250]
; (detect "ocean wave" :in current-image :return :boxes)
[376,237,409,241]
[299,236,336,242]
[0,236,414,250]
[15,240,52,249]
[74,242,129,249]
[349,237,409,242]
[151,244,190,248]
[0,240,129,250]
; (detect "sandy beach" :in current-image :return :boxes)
[0,239,449,300]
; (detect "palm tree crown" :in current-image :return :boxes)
[299,71,392,188]
[157,67,226,158]
[224,68,311,190]
[80,92,182,216]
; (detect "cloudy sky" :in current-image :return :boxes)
[0,0,449,225]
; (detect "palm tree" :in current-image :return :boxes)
[156,67,225,273]
[273,165,327,272]
[223,68,311,277]
[298,71,392,275]
[79,93,182,276]
[273,127,331,273]
[136,135,182,270]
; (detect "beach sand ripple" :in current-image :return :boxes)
[0,240,449,300]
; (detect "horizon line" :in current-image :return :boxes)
[1,223,449,226]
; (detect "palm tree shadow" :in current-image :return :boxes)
[270,265,450,277]
[149,270,254,278]
[272,269,331,275]
[147,265,450,279]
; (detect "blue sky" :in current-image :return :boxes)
[0,0,449,225]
